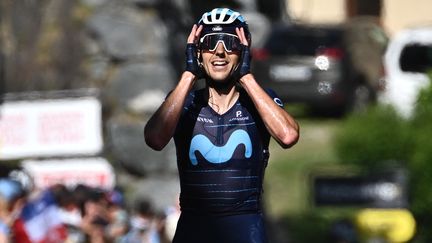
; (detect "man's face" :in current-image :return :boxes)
[199,32,241,82]
[201,43,239,81]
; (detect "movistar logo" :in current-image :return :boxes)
[189,129,252,165]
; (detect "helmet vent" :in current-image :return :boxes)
[200,8,241,25]
[223,14,230,22]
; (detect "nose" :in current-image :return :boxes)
[215,41,226,54]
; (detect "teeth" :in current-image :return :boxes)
[213,61,227,66]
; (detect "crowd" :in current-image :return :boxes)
[0,173,180,243]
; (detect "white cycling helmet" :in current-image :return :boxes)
[198,8,251,44]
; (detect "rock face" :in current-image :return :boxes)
[87,6,170,61]
[83,2,180,209]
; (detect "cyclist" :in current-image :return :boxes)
[144,7,299,243]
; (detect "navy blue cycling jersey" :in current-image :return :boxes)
[173,87,283,215]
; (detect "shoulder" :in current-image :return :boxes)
[264,88,284,107]
[186,88,205,105]
[179,88,207,112]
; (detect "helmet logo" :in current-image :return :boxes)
[212,25,223,32]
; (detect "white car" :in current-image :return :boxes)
[379,26,432,118]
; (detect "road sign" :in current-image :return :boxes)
[22,157,115,190]
[0,93,102,159]
[313,169,408,208]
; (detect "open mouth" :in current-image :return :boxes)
[211,60,229,69]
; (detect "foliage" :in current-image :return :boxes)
[333,71,432,242]
[406,71,432,242]
[334,105,412,171]
[409,86,432,213]
[271,213,335,243]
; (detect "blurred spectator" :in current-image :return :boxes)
[162,196,180,242]
[78,186,109,243]
[11,186,67,243]
[121,198,161,243]
[0,178,25,243]
[7,170,34,197]
[105,188,129,242]
[0,195,9,242]
[0,179,183,243]
[51,184,84,242]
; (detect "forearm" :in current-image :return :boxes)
[144,72,196,150]
[239,74,299,148]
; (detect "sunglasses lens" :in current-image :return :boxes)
[200,34,241,52]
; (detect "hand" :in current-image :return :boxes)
[185,24,203,78]
[233,27,252,80]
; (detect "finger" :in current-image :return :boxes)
[194,25,203,43]
[187,24,197,43]
[235,27,242,40]
[195,25,203,38]
[236,27,248,46]
[240,28,248,46]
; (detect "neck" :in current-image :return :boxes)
[207,85,239,115]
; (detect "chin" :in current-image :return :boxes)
[207,75,236,89]
[208,71,231,81]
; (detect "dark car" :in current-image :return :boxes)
[252,21,387,115]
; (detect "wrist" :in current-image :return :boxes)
[182,71,197,83]
[239,73,255,85]
[185,43,202,77]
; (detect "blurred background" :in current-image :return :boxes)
[1,0,432,242]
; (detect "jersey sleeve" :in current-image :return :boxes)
[265,88,284,108]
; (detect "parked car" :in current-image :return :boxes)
[252,19,387,115]
[378,26,432,118]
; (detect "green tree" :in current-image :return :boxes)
[334,105,411,171]
[407,71,432,242]
[334,71,432,242]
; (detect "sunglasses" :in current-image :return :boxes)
[199,33,242,53]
